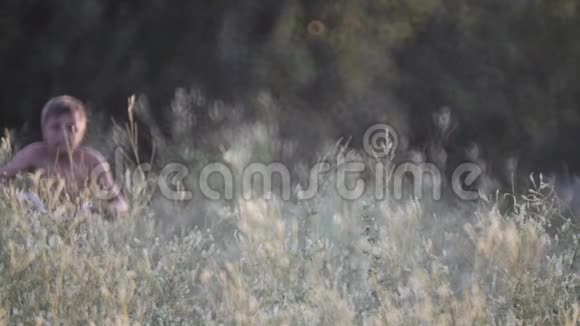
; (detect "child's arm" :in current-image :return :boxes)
[0,143,39,180]
[107,195,129,219]
[85,148,129,219]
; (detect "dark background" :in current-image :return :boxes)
[1,0,580,179]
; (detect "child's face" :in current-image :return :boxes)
[42,112,86,152]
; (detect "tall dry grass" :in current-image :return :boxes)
[0,91,578,325]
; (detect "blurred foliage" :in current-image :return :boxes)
[394,0,580,162]
[1,0,580,171]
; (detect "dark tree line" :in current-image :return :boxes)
[1,0,580,175]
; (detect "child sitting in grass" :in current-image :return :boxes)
[0,95,128,219]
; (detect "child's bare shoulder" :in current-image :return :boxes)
[0,142,50,177]
[15,142,50,160]
[20,141,48,151]
[78,146,109,165]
